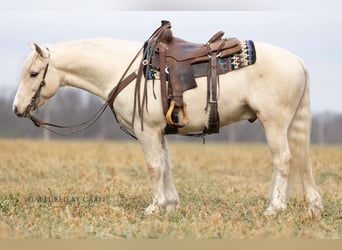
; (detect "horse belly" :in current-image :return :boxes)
[179,75,254,134]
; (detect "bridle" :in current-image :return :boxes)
[24,53,50,118]
[25,48,108,136]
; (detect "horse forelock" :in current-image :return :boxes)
[21,51,38,77]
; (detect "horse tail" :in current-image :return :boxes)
[287,59,312,193]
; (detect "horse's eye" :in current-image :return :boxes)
[30,72,39,78]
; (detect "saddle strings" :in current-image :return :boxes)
[132,22,172,130]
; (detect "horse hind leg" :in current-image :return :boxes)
[261,101,322,217]
[262,121,292,216]
[262,65,322,218]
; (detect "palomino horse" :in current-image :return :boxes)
[13,37,323,217]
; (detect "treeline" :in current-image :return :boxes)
[1,88,342,144]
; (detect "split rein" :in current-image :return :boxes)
[28,104,108,136]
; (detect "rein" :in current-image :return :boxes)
[29,104,108,136]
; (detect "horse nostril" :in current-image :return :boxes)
[14,106,19,115]
[14,106,23,117]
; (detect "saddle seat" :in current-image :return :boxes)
[164,34,242,64]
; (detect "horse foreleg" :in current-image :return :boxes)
[161,136,180,211]
[136,128,179,214]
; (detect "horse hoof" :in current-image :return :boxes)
[264,207,277,218]
[144,201,179,215]
[144,204,161,215]
[304,193,323,219]
[264,203,286,218]
[306,204,323,219]
[166,203,179,212]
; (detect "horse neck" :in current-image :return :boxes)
[51,39,142,100]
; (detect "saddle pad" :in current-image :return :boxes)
[218,40,256,72]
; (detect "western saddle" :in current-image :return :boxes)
[108,20,245,137]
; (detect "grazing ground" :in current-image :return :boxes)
[0,139,341,239]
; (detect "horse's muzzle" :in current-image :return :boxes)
[13,105,24,117]
[13,105,32,118]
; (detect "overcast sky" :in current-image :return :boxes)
[1,0,341,113]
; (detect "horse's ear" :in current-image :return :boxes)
[28,43,35,50]
[34,43,48,58]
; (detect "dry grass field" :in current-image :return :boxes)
[0,139,341,239]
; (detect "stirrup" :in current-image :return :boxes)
[165,100,188,128]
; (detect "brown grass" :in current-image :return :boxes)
[0,139,341,239]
